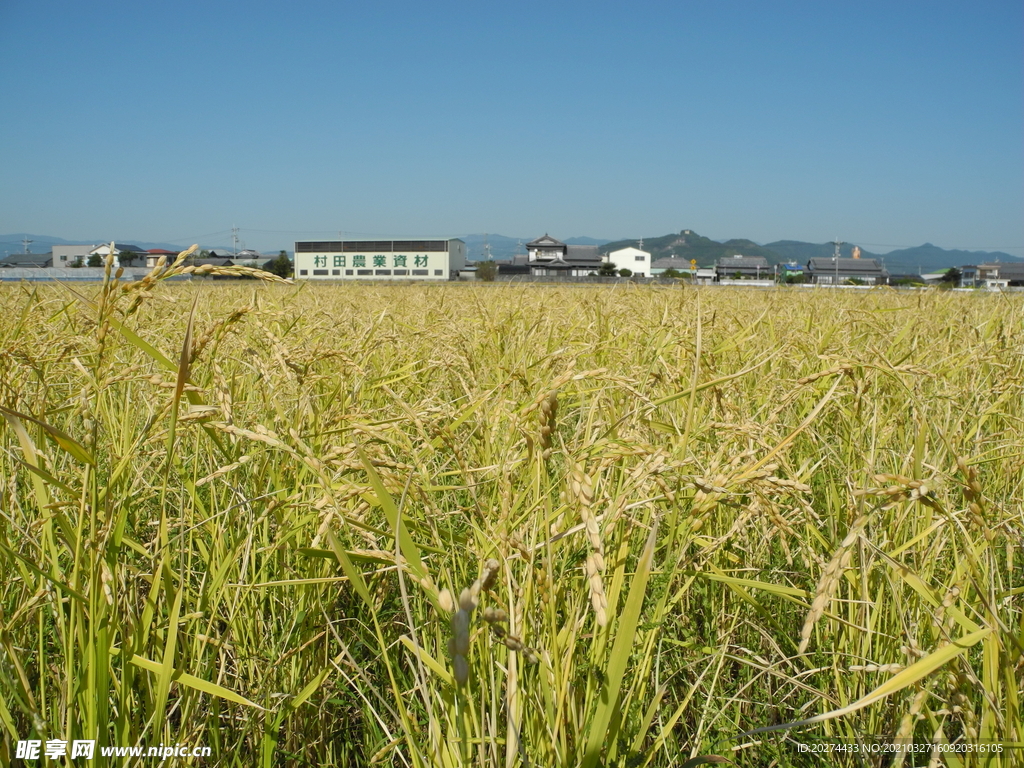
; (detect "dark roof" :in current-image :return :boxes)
[526,234,566,248]
[565,244,601,263]
[807,257,885,274]
[0,253,52,268]
[651,257,693,270]
[716,255,769,269]
[194,258,234,267]
[0,267,155,281]
[994,263,1024,279]
[237,257,275,268]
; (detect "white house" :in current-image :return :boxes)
[89,243,145,267]
[52,244,97,266]
[605,246,652,277]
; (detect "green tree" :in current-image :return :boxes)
[661,268,681,279]
[87,254,103,267]
[618,268,632,277]
[943,267,962,286]
[120,251,138,267]
[266,251,294,279]
[598,261,618,277]
[475,261,498,282]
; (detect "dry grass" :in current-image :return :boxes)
[0,272,1021,766]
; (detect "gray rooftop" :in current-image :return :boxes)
[807,257,886,274]
[0,253,52,268]
[526,234,566,248]
[565,244,601,263]
[978,262,1024,279]
[715,255,769,269]
[0,267,156,281]
[651,257,694,270]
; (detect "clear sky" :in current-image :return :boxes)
[1,0,1021,255]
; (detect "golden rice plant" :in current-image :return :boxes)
[0,266,1020,766]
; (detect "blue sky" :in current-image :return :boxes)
[1,0,1021,255]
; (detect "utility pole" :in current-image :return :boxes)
[831,238,845,286]
[22,237,33,254]
[232,225,240,256]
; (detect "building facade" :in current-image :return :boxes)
[606,247,652,277]
[517,234,603,276]
[293,239,465,280]
[715,255,770,280]
[962,263,1024,288]
[806,257,887,285]
[52,245,96,266]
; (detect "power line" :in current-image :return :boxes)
[152,230,234,243]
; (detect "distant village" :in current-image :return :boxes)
[2,235,1023,289]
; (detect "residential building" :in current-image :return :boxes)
[960,265,979,287]
[963,262,1024,288]
[716,255,770,281]
[0,253,52,268]
[90,243,144,267]
[146,249,178,267]
[806,257,887,285]
[231,250,276,270]
[605,246,652,277]
[650,257,695,276]
[518,234,603,276]
[53,244,97,266]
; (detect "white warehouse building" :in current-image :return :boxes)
[604,246,652,277]
[294,238,465,280]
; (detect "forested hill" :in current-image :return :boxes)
[599,231,779,264]
[761,240,877,262]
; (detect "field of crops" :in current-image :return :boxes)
[1,262,1021,766]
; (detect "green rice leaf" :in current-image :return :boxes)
[583,521,658,768]
[742,627,992,736]
[129,653,266,710]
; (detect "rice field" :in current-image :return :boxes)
[0,261,1021,766]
